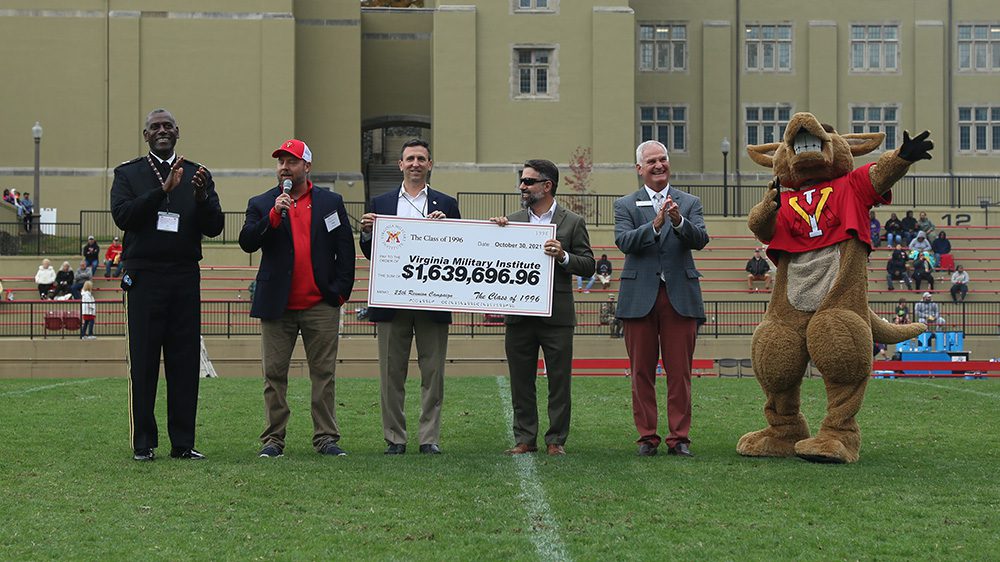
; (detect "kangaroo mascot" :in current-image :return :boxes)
[740,112,931,463]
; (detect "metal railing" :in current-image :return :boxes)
[459,175,1000,221]
[2,299,997,339]
[0,222,87,256]
[1,206,368,257]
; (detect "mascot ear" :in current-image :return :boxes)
[747,143,779,168]
[843,133,885,157]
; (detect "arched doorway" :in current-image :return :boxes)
[362,115,431,201]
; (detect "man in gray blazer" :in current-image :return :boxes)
[491,159,595,456]
[615,141,709,457]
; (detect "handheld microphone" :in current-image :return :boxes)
[281,179,293,219]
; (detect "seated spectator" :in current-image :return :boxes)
[912,253,935,291]
[104,236,123,278]
[900,210,918,246]
[600,295,623,338]
[745,248,772,292]
[869,211,882,248]
[894,298,910,324]
[82,235,101,277]
[70,259,93,299]
[950,265,969,304]
[886,244,912,290]
[54,261,75,298]
[931,231,951,266]
[915,291,946,331]
[883,212,903,247]
[590,254,613,291]
[2,189,12,205]
[916,211,935,236]
[908,230,931,253]
[34,258,56,299]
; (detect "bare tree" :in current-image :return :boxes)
[563,146,593,218]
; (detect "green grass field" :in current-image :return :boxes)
[2,375,997,561]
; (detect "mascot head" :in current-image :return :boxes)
[746,112,885,189]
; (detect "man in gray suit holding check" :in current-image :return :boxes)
[615,140,709,458]
[491,159,595,456]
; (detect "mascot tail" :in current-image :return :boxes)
[869,309,926,344]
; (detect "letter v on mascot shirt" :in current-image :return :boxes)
[763,162,890,264]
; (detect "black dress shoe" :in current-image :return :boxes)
[170,448,206,460]
[133,449,155,462]
[638,443,658,457]
[419,444,441,455]
[385,443,406,455]
[667,443,693,457]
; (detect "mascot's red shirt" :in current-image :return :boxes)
[764,162,890,263]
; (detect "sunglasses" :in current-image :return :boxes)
[519,177,549,186]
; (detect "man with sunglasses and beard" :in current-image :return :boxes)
[111,108,224,462]
[490,159,594,456]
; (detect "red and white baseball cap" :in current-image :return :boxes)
[272,139,312,163]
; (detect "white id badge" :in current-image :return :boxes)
[324,211,341,232]
[635,201,653,207]
[157,211,180,233]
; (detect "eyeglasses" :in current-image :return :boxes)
[519,177,549,186]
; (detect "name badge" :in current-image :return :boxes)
[635,200,653,207]
[324,211,341,232]
[157,211,180,233]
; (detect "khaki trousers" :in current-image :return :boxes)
[377,310,449,446]
[260,302,342,451]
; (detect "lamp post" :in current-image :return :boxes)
[721,137,730,216]
[32,121,42,225]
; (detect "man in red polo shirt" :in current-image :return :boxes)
[238,139,355,458]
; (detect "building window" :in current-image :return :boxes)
[850,24,899,72]
[638,24,687,72]
[639,105,687,152]
[745,105,791,145]
[745,24,792,72]
[958,106,1000,152]
[851,105,899,150]
[958,24,1000,71]
[513,47,557,99]
[514,0,555,12]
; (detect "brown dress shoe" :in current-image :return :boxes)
[505,443,538,455]
[547,444,566,456]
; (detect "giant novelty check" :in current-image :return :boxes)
[367,216,556,316]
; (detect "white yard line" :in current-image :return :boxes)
[0,378,98,398]
[495,376,572,562]
[896,378,999,399]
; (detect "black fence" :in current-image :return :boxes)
[459,175,1000,222]
[0,222,91,256]
[3,298,997,340]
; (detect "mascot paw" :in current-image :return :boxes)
[737,425,809,458]
[794,436,859,464]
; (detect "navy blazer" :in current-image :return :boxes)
[239,185,355,320]
[360,186,461,324]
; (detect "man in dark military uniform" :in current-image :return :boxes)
[110,108,225,462]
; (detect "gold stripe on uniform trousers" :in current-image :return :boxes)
[124,290,133,448]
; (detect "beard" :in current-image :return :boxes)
[520,191,542,210]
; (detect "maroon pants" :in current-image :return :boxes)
[623,284,698,448]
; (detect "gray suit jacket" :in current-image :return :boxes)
[505,204,595,326]
[614,187,709,321]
